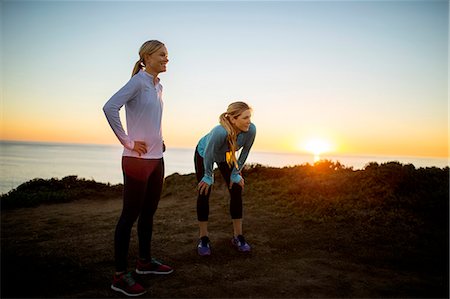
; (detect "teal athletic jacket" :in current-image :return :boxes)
[197,123,256,186]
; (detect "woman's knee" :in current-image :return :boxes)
[229,183,242,196]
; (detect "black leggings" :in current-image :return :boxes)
[194,149,243,222]
[114,156,164,272]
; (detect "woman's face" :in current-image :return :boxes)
[231,109,252,133]
[144,46,169,75]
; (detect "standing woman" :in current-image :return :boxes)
[195,101,256,256]
[103,40,173,297]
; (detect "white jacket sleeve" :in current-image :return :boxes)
[103,77,140,150]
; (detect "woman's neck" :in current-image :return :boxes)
[144,68,159,84]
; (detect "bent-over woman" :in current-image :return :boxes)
[195,101,256,256]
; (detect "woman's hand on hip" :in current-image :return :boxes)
[198,181,210,195]
[133,141,147,156]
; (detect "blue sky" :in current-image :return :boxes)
[1,0,448,157]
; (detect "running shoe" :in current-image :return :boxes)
[111,272,146,297]
[197,236,211,256]
[231,235,251,252]
[136,258,174,275]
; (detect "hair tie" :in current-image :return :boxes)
[139,59,145,67]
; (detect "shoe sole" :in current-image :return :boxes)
[111,285,146,297]
[234,248,251,253]
[198,251,211,257]
[135,269,174,275]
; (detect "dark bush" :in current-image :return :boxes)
[1,176,123,209]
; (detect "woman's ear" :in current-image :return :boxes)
[143,53,151,65]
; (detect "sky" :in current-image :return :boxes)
[1,0,448,158]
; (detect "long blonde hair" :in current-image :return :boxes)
[131,40,165,77]
[219,101,252,169]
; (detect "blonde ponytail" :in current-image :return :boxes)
[220,113,238,168]
[131,59,144,77]
[219,101,251,169]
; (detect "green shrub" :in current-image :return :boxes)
[1,176,123,209]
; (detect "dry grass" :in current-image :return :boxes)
[1,163,448,298]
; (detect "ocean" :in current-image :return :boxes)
[0,140,448,195]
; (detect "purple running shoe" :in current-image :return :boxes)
[197,236,211,256]
[231,235,251,252]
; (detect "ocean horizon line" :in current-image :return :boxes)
[1,139,448,161]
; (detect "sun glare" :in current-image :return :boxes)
[302,138,332,162]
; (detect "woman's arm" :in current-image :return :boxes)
[201,126,228,186]
[230,123,256,184]
[103,77,140,150]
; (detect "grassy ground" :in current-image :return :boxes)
[1,162,449,298]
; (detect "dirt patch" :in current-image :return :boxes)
[2,165,448,298]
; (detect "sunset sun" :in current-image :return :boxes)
[301,138,333,161]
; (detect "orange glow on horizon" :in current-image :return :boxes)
[1,121,448,158]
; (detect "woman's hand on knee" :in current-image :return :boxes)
[230,178,244,190]
[198,181,210,195]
